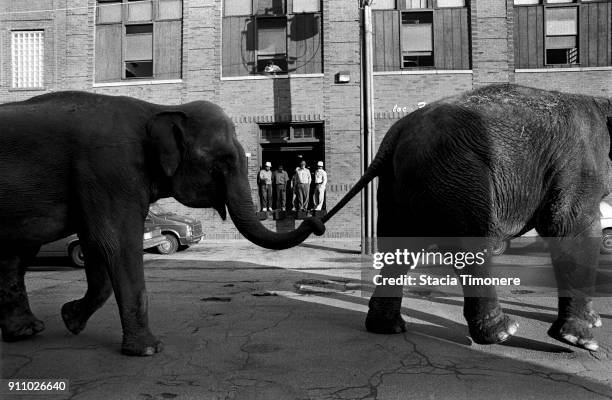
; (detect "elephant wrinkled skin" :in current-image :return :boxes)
[0,92,324,356]
[323,84,612,351]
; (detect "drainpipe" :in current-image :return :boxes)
[361,0,377,255]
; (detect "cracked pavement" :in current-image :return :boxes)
[2,239,612,399]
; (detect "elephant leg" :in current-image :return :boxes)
[366,177,413,334]
[366,258,412,334]
[545,219,601,351]
[0,248,45,342]
[82,221,162,356]
[61,259,113,335]
[454,240,518,344]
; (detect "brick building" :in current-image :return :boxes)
[1,0,611,239]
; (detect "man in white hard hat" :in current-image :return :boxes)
[313,161,327,211]
[257,161,273,211]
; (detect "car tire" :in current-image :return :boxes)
[491,240,509,256]
[601,229,612,254]
[157,234,179,255]
[69,242,85,268]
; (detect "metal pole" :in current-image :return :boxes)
[362,0,376,254]
[359,13,367,256]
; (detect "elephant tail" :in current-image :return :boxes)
[322,124,401,224]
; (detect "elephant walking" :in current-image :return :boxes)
[323,84,611,351]
[0,92,324,355]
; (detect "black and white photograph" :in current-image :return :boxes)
[2,0,612,399]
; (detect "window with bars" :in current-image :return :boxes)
[513,0,611,68]
[11,31,44,89]
[222,0,322,76]
[95,0,182,82]
[371,0,470,71]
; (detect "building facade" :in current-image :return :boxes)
[1,0,611,239]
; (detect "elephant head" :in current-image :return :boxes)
[146,101,325,249]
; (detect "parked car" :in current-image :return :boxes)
[146,203,204,255]
[492,202,612,255]
[38,226,167,268]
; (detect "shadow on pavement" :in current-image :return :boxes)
[4,259,611,399]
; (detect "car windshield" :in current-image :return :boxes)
[149,203,173,216]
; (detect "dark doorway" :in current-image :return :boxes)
[261,142,324,211]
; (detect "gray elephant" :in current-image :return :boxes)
[0,91,324,356]
[323,84,611,351]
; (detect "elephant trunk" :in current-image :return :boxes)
[224,170,325,250]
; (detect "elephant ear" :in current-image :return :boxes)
[147,111,187,177]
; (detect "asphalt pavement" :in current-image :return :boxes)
[2,238,612,400]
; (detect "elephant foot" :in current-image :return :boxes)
[467,311,518,345]
[121,333,164,356]
[365,297,406,334]
[580,301,602,329]
[1,315,45,342]
[548,318,598,351]
[587,312,603,329]
[61,300,88,335]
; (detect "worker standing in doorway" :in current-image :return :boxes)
[258,161,273,211]
[273,164,289,210]
[294,160,311,211]
[313,161,327,211]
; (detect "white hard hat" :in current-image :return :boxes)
[317,161,324,167]
[265,161,271,167]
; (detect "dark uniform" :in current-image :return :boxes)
[272,168,290,210]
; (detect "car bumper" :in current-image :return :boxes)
[143,236,168,250]
[179,235,203,246]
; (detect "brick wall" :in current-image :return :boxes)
[2,0,612,241]
[0,0,60,102]
[516,70,612,98]
[471,0,513,86]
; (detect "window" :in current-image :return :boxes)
[224,0,253,16]
[436,0,465,6]
[260,123,321,142]
[403,0,431,7]
[125,24,154,77]
[95,0,182,82]
[545,7,578,64]
[292,125,317,139]
[372,0,464,9]
[261,125,290,141]
[222,0,322,76]
[401,12,434,67]
[128,0,153,21]
[257,17,288,71]
[11,31,44,89]
[514,0,611,68]
[293,0,320,12]
[372,0,397,9]
[372,1,470,71]
[256,0,285,15]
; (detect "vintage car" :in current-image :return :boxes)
[146,203,204,254]
[38,226,166,268]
